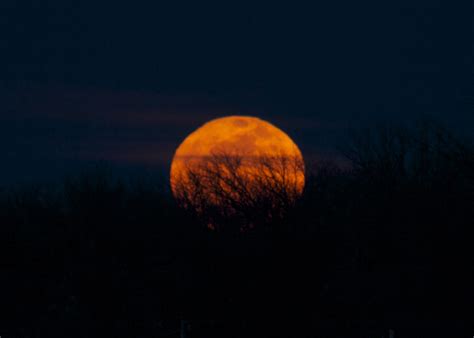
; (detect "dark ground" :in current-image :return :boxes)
[0,125,472,337]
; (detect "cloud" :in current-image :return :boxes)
[0,87,276,183]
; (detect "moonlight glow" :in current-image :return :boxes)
[170,116,305,210]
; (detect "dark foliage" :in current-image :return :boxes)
[0,124,472,337]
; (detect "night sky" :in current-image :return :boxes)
[1,1,472,185]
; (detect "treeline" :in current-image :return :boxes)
[0,123,472,337]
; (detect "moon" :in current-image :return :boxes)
[170,116,305,212]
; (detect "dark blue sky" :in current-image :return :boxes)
[1,1,472,185]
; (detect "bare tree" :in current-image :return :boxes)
[172,150,305,231]
[343,122,474,187]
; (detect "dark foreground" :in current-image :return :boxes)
[1,126,472,337]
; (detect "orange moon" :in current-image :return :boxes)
[170,116,305,207]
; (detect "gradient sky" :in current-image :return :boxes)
[1,1,472,185]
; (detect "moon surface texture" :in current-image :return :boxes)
[170,116,305,210]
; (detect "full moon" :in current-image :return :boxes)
[170,116,305,213]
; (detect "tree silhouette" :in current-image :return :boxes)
[1,122,472,337]
[172,150,305,231]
